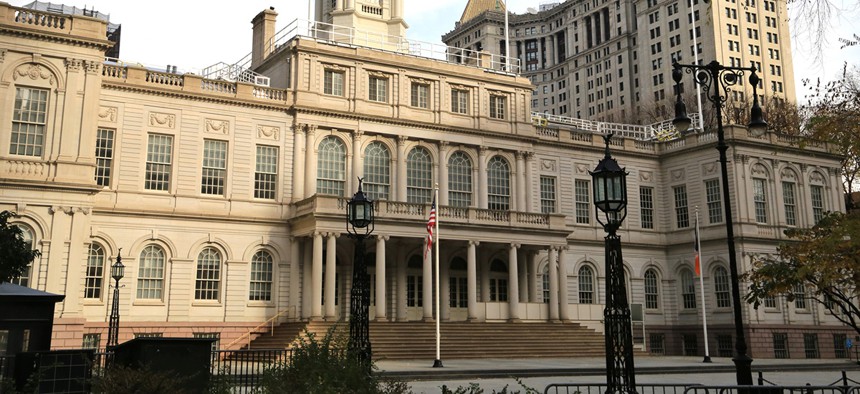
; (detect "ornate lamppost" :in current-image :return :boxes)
[106,249,125,366]
[346,178,375,371]
[589,134,635,394]
[671,60,767,385]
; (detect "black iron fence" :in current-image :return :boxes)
[545,383,700,394]
[211,348,291,393]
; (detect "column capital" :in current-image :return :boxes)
[397,135,408,145]
[515,151,526,160]
[468,240,481,247]
[326,232,341,239]
[377,234,390,241]
[510,243,521,249]
[478,146,488,156]
[306,124,317,135]
[439,140,450,149]
[353,129,364,139]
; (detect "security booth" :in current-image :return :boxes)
[0,283,65,369]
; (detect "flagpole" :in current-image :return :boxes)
[696,207,712,363]
[433,185,443,368]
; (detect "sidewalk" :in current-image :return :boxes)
[377,356,860,380]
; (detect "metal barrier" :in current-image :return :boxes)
[545,383,699,394]
[211,348,290,393]
[684,385,852,394]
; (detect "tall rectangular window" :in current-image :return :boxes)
[201,139,227,196]
[95,128,115,187]
[145,134,173,191]
[411,83,429,108]
[368,76,388,102]
[673,185,689,228]
[753,178,768,223]
[254,145,278,199]
[803,333,819,358]
[451,89,468,114]
[810,185,824,223]
[324,69,344,96]
[794,284,807,309]
[82,333,101,350]
[10,87,48,157]
[540,176,557,213]
[575,179,590,224]
[834,333,848,358]
[705,179,722,223]
[773,333,789,358]
[489,95,507,119]
[782,182,797,226]
[640,186,654,229]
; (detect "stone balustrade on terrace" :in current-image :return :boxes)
[0,2,107,42]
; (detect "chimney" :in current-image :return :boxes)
[251,7,278,69]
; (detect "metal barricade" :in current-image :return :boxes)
[684,385,851,394]
[211,348,290,393]
[545,383,698,394]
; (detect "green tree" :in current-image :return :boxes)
[0,211,41,284]
[745,211,860,334]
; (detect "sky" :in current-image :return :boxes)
[13,0,859,101]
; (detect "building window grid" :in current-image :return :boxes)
[82,334,101,350]
[363,142,391,201]
[541,266,550,303]
[575,180,591,224]
[714,266,731,308]
[705,179,723,223]
[137,245,165,300]
[682,269,696,309]
[644,269,659,309]
[683,334,699,356]
[324,69,344,96]
[640,186,654,229]
[10,87,48,157]
[717,335,733,357]
[810,185,825,223]
[411,83,429,108]
[753,178,768,223]
[834,334,848,358]
[674,185,690,228]
[406,147,434,203]
[540,176,557,214]
[317,137,346,196]
[201,139,228,196]
[804,333,820,358]
[145,134,173,191]
[782,181,797,226]
[195,247,222,301]
[249,250,273,301]
[95,128,115,187]
[490,95,506,119]
[452,89,469,114]
[368,76,389,102]
[794,284,808,309]
[773,333,789,358]
[649,333,665,355]
[578,266,594,304]
[487,156,511,211]
[254,145,278,200]
[84,244,105,299]
[448,152,473,207]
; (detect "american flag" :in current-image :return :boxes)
[425,197,436,259]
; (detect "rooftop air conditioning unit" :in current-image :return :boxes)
[254,76,271,87]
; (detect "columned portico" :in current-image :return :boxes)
[311,232,324,320]
[422,240,433,320]
[508,243,520,321]
[548,247,559,321]
[324,233,338,320]
[466,240,479,321]
[375,235,388,320]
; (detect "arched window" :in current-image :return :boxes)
[449,257,467,308]
[364,141,391,200]
[714,266,731,308]
[11,225,34,287]
[249,250,274,301]
[489,259,508,302]
[487,156,510,211]
[84,244,105,299]
[195,247,222,301]
[317,136,346,196]
[137,245,165,299]
[644,268,659,309]
[681,268,696,309]
[407,147,433,203]
[578,266,594,304]
[448,151,473,207]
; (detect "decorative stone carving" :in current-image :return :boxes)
[98,106,117,123]
[671,168,685,181]
[205,119,230,135]
[780,167,797,181]
[64,58,82,72]
[84,60,100,73]
[751,163,768,176]
[0,49,6,64]
[257,125,280,141]
[575,163,588,174]
[367,70,388,78]
[410,76,430,85]
[702,162,717,176]
[450,83,469,91]
[541,159,557,172]
[323,63,346,72]
[13,63,55,85]
[149,112,175,129]
[809,171,825,184]
[640,171,653,182]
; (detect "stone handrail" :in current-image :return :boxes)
[1,3,107,41]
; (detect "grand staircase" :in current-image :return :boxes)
[243,320,609,360]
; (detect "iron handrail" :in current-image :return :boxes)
[224,307,293,350]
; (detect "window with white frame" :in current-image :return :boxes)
[84,243,105,299]
[10,87,48,157]
[407,147,433,203]
[82,334,100,350]
[541,265,550,303]
[640,186,654,229]
[411,82,429,108]
[753,178,768,223]
[10,225,34,287]
[137,245,165,299]
[364,142,391,201]
[145,134,173,191]
[487,156,511,211]
[714,266,731,308]
[673,185,690,228]
[448,151,473,207]
[810,184,824,223]
[644,268,659,309]
[705,179,723,223]
[489,95,507,119]
[323,69,344,96]
[782,181,797,226]
[578,265,594,304]
[317,136,346,196]
[195,247,222,301]
[763,295,777,309]
[489,260,508,301]
[793,284,807,309]
[368,75,388,102]
[202,139,228,196]
[681,269,696,309]
[540,176,557,213]
[451,89,469,114]
[575,180,591,224]
[254,145,278,199]
[249,250,273,301]
[95,128,115,187]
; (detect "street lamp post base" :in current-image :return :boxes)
[702,356,712,363]
[433,359,443,368]
[732,354,754,385]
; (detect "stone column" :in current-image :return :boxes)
[467,240,479,321]
[439,141,450,206]
[302,240,313,319]
[478,147,488,209]
[293,124,306,200]
[397,136,408,202]
[516,151,526,211]
[508,243,520,321]
[312,232,324,320]
[396,242,408,321]
[375,235,388,320]
[423,240,434,320]
[304,125,317,197]
[548,247,559,321]
[324,233,338,319]
[289,237,302,319]
[558,246,571,321]
[441,254,451,321]
[528,251,539,303]
[524,152,534,212]
[352,130,363,192]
